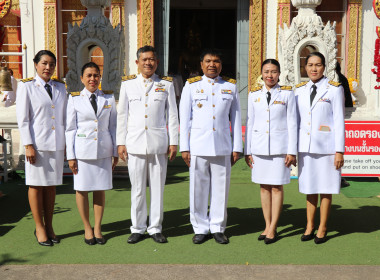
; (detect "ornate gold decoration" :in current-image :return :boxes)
[0,0,12,18]
[44,1,58,76]
[137,0,154,48]
[276,0,291,59]
[111,1,124,28]
[11,0,19,11]
[249,0,265,92]
[346,0,362,81]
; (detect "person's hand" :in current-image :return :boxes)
[285,154,297,168]
[25,145,36,164]
[334,152,344,170]
[231,152,240,166]
[68,159,78,175]
[182,151,191,167]
[112,157,119,170]
[167,145,177,161]
[245,155,254,169]
[118,145,128,162]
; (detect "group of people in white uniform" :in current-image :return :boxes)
[16,46,344,247]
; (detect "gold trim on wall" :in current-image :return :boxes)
[137,0,154,48]
[111,1,125,28]
[249,0,265,91]
[44,1,57,55]
[346,0,362,81]
[276,0,291,59]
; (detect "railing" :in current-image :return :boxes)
[0,44,28,78]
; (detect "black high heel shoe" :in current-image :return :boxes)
[314,231,328,244]
[264,231,278,245]
[84,237,96,245]
[34,230,53,247]
[258,234,266,241]
[301,228,315,242]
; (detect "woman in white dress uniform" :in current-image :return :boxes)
[16,50,67,246]
[295,52,345,244]
[245,59,297,244]
[66,62,118,245]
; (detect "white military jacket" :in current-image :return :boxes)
[295,77,345,154]
[66,88,118,160]
[116,73,179,155]
[245,84,297,156]
[180,75,243,156]
[16,75,67,151]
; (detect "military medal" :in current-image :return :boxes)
[155,88,165,92]
[156,82,165,88]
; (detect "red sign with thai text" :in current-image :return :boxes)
[342,121,380,177]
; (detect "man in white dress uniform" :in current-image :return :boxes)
[180,49,243,244]
[117,46,179,244]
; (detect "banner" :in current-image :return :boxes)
[342,121,380,177]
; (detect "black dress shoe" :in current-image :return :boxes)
[258,234,266,241]
[212,232,229,244]
[151,233,168,243]
[301,229,315,242]
[95,237,106,245]
[34,230,53,247]
[264,233,278,245]
[49,236,60,244]
[314,231,328,244]
[127,233,145,244]
[192,234,209,244]
[84,237,96,245]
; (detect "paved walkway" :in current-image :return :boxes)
[2,264,380,280]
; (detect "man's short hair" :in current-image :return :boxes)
[136,45,157,60]
[200,49,223,62]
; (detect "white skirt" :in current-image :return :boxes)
[251,155,290,185]
[25,150,64,186]
[298,153,341,194]
[74,157,113,191]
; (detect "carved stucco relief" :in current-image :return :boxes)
[137,0,154,48]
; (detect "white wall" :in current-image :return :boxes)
[266,0,278,59]
[125,0,138,74]
[360,0,380,117]
[20,0,45,78]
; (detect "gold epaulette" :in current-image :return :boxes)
[102,90,113,94]
[122,74,137,81]
[280,85,293,91]
[328,80,341,87]
[51,77,65,84]
[161,76,173,82]
[222,76,237,84]
[296,81,308,88]
[251,85,263,92]
[21,77,33,83]
[187,76,202,84]
[70,92,81,97]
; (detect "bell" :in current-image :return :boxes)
[0,66,14,92]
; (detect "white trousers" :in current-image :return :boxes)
[128,153,167,235]
[189,155,231,234]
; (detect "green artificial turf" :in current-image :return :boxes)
[0,157,379,265]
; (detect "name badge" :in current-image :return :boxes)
[319,125,331,132]
[77,134,86,138]
[103,105,112,108]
